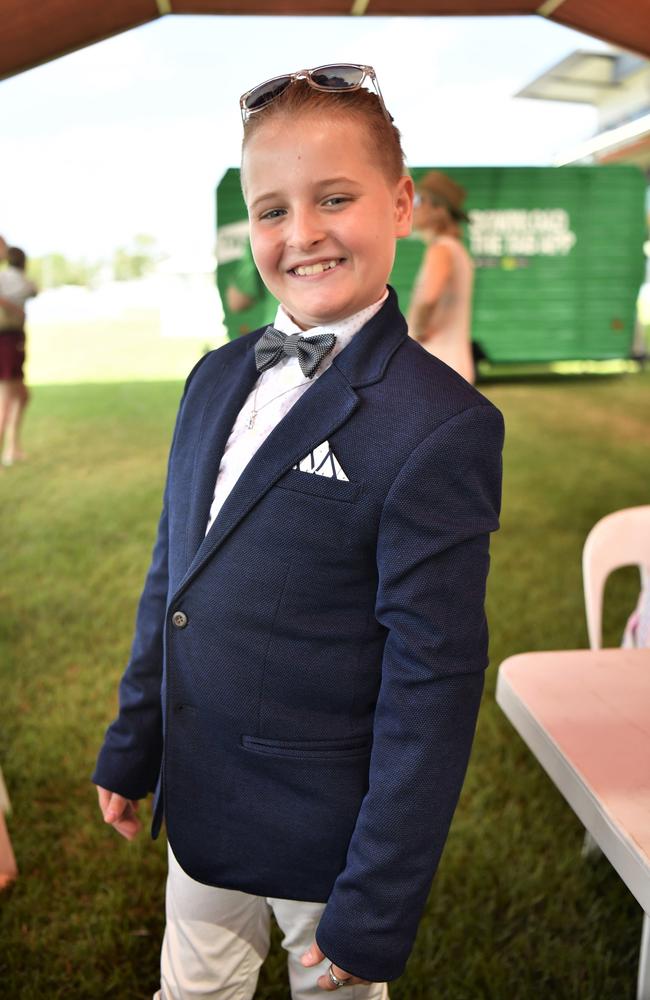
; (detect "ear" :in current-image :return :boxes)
[394,175,414,238]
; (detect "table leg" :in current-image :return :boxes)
[638,912,650,1000]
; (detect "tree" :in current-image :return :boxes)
[28,254,100,289]
[112,234,161,281]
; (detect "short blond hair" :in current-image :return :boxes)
[242,79,406,184]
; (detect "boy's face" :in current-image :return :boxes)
[242,114,413,330]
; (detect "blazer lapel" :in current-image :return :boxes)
[184,344,259,564]
[176,362,359,597]
[176,286,407,598]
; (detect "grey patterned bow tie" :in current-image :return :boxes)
[254,326,336,380]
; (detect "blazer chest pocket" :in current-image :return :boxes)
[275,468,362,503]
[240,734,372,760]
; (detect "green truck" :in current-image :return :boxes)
[216,165,647,369]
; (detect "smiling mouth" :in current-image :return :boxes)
[289,258,345,277]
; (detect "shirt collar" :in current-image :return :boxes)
[272,290,389,361]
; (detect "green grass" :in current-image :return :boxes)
[1,371,649,998]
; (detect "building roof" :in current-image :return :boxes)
[516,50,648,104]
[515,47,650,165]
[553,111,650,165]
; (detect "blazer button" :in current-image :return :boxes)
[172,610,188,629]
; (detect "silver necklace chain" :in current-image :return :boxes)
[248,372,310,430]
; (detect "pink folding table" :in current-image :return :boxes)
[497,647,650,1000]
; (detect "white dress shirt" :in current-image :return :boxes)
[205,290,388,533]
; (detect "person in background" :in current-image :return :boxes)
[407,171,475,384]
[223,240,273,338]
[0,236,23,326]
[622,570,650,648]
[225,242,263,313]
[0,765,17,890]
[0,232,20,883]
[0,246,37,466]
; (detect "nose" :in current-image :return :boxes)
[287,205,326,251]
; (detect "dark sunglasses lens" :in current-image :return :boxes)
[311,65,365,90]
[245,75,293,112]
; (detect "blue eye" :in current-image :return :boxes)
[260,208,286,221]
[323,196,350,207]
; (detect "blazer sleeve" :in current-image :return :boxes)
[92,361,204,800]
[316,401,505,983]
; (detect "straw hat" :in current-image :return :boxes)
[416,171,469,222]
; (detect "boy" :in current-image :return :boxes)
[94,64,504,999]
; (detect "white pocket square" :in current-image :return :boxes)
[293,440,349,481]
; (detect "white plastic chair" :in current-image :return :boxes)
[583,505,650,651]
[582,505,650,998]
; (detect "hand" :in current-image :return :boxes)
[300,941,373,991]
[95,784,142,841]
[0,297,24,321]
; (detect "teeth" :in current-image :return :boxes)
[294,259,339,276]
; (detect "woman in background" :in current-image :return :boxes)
[407,171,475,384]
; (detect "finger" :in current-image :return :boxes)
[103,792,130,825]
[97,789,143,840]
[113,812,142,840]
[96,785,112,813]
[317,976,371,990]
[317,970,338,992]
[316,965,371,991]
[300,941,325,967]
[317,971,354,991]
[112,801,143,841]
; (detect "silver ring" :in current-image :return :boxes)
[328,964,350,989]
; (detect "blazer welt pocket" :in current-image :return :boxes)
[240,734,372,760]
[275,468,362,503]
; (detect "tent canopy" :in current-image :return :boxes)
[2,0,649,83]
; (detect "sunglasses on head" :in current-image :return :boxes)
[239,63,392,124]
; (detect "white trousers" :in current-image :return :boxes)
[155,847,390,1000]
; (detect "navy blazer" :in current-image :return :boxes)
[94,287,504,982]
